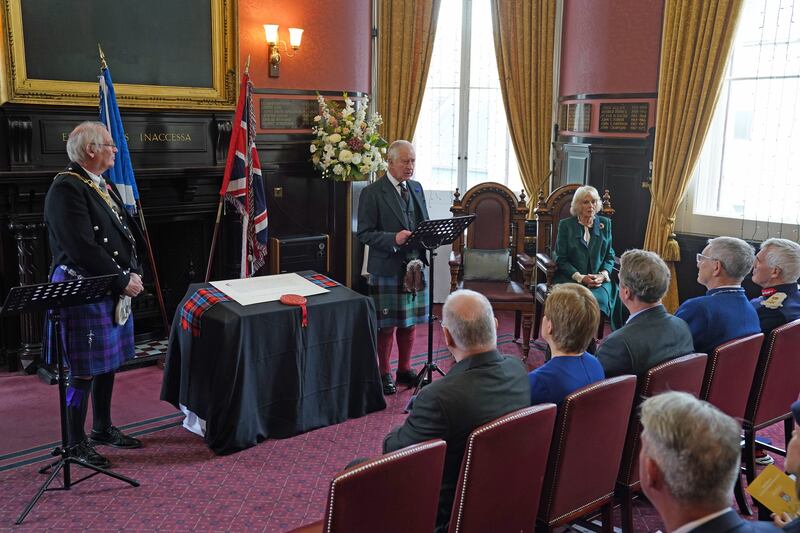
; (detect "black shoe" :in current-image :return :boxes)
[71,441,111,468]
[395,370,419,386]
[89,426,142,449]
[381,373,397,395]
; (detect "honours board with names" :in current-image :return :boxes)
[260,99,318,130]
[599,103,649,133]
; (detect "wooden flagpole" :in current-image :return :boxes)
[205,55,250,282]
[100,44,170,337]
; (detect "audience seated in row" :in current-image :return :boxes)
[382,289,530,533]
[675,236,761,356]
[750,238,800,336]
[528,283,605,405]
[596,249,694,377]
[639,391,776,533]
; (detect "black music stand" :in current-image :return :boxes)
[0,275,139,525]
[404,215,476,394]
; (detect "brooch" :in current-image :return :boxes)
[761,292,787,309]
[599,222,605,229]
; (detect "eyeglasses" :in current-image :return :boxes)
[696,253,718,264]
[93,142,117,149]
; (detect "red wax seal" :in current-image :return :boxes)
[280,294,308,327]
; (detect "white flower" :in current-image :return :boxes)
[314,115,321,122]
[364,143,371,150]
[333,164,344,175]
[310,144,317,154]
[351,153,362,165]
[339,150,353,163]
[381,147,387,153]
[327,133,342,144]
[339,141,347,148]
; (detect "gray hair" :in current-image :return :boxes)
[441,289,496,350]
[619,249,671,303]
[66,121,107,163]
[761,238,800,283]
[569,185,603,217]
[706,236,755,281]
[387,140,414,161]
[640,391,741,508]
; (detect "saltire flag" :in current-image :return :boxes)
[219,72,268,277]
[99,66,139,214]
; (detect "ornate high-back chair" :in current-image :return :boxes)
[449,182,534,358]
[532,184,614,338]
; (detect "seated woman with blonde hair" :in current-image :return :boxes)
[528,284,605,405]
[554,185,619,328]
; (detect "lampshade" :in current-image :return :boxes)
[263,24,279,45]
[288,28,304,49]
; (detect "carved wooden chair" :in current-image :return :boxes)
[449,182,534,358]
[532,184,615,339]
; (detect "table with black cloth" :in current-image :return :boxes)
[160,272,387,455]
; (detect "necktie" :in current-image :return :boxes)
[399,182,409,204]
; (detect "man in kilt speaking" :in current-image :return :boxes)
[42,121,145,467]
[357,140,430,395]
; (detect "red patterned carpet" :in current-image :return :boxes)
[0,310,786,531]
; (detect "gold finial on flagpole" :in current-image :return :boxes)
[98,43,108,70]
[244,54,251,75]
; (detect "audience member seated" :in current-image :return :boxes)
[528,284,605,405]
[553,185,618,327]
[773,399,800,531]
[596,249,694,377]
[675,236,760,356]
[382,289,530,533]
[639,391,776,532]
[750,238,800,336]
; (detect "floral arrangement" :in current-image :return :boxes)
[310,93,388,181]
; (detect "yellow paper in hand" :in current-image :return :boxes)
[745,464,800,517]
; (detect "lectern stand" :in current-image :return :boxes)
[0,275,139,525]
[404,215,476,393]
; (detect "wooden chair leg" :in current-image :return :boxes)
[743,425,757,483]
[600,503,614,533]
[521,313,532,361]
[514,311,521,341]
[533,300,542,339]
[734,474,752,516]
[620,486,634,533]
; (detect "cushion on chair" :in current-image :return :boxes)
[462,248,510,281]
[461,280,533,303]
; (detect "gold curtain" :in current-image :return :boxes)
[490,0,555,214]
[643,0,743,311]
[377,0,441,143]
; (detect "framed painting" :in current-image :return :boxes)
[0,0,237,109]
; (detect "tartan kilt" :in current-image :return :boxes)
[368,271,429,329]
[42,265,135,376]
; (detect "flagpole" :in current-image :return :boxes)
[205,55,251,282]
[99,45,170,337]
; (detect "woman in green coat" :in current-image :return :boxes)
[554,185,618,324]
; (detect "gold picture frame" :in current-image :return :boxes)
[0,0,238,110]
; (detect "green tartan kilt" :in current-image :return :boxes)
[368,272,429,329]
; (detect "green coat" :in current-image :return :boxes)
[554,215,617,318]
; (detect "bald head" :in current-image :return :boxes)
[441,290,497,352]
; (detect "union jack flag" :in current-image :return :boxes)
[220,72,268,277]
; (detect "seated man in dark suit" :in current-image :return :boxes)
[750,238,800,336]
[675,236,760,355]
[596,249,694,377]
[640,391,775,532]
[383,289,530,533]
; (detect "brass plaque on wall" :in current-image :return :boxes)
[260,99,318,130]
[599,103,649,133]
[560,103,592,132]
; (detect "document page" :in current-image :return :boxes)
[210,273,329,306]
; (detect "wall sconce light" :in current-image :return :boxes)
[264,24,304,78]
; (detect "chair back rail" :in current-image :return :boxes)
[448,404,558,533]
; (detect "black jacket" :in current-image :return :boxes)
[689,509,778,532]
[357,176,430,277]
[383,349,530,531]
[44,162,144,295]
[596,305,695,377]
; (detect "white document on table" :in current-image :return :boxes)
[210,272,329,306]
